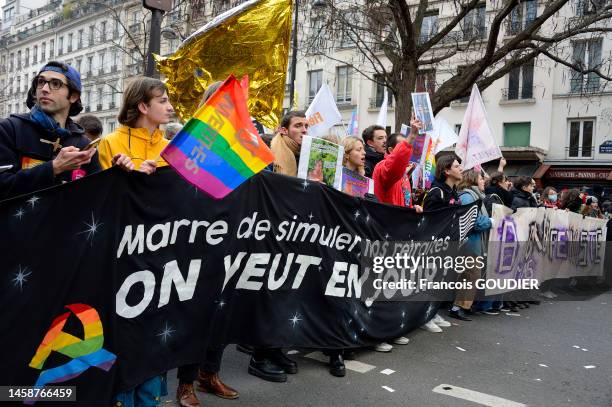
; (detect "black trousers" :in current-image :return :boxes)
[177,346,226,383]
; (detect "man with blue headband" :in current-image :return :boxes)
[0,61,100,200]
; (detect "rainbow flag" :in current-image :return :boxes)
[162,75,275,199]
[422,136,436,189]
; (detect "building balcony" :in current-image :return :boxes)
[566,146,595,160]
[500,86,535,104]
[368,97,394,109]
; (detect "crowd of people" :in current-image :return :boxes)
[0,61,610,407]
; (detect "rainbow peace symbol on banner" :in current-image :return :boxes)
[25,303,116,405]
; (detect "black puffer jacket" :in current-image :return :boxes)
[485,184,513,207]
[510,188,538,211]
[364,145,384,178]
[423,179,461,211]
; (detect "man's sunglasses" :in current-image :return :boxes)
[35,77,68,90]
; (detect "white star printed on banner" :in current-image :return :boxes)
[13,207,25,220]
[384,233,390,240]
[365,214,370,223]
[352,332,358,341]
[354,210,360,220]
[12,265,32,291]
[318,265,323,272]
[157,322,176,343]
[217,300,226,309]
[26,195,40,209]
[302,179,309,191]
[308,213,314,221]
[400,322,405,329]
[78,212,104,245]
[289,312,302,328]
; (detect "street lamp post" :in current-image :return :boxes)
[143,0,173,78]
[288,0,299,109]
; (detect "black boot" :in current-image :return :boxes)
[268,349,298,374]
[248,356,287,383]
[448,308,472,321]
[329,354,346,377]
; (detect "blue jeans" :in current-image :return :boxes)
[114,374,167,407]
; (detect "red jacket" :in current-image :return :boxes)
[372,141,414,207]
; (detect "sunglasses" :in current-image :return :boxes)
[35,77,68,90]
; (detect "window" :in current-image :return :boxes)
[16,51,21,69]
[506,59,534,100]
[97,88,103,110]
[308,69,323,102]
[24,48,29,67]
[49,40,54,58]
[456,66,471,102]
[339,12,357,48]
[309,16,325,51]
[89,26,95,46]
[416,70,436,97]
[101,21,107,42]
[4,6,14,22]
[503,123,531,147]
[16,77,20,95]
[420,11,438,43]
[41,42,46,61]
[462,4,486,41]
[87,56,93,75]
[508,0,536,35]
[373,74,394,108]
[108,121,116,132]
[33,46,37,63]
[336,66,352,103]
[111,49,118,71]
[78,29,83,49]
[68,33,73,52]
[568,119,594,158]
[9,53,13,72]
[576,0,607,16]
[58,37,64,55]
[85,90,91,111]
[571,39,602,93]
[76,59,82,73]
[113,20,120,39]
[99,51,105,74]
[0,55,5,72]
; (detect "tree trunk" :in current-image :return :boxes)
[391,65,417,133]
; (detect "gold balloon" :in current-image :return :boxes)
[155,0,293,129]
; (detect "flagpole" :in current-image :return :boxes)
[288,0,299,109]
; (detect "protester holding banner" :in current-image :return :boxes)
[362,125,387,178]
[96,77,176,407]
[451,169,494,320]
[510,177,539,211]
[97,77,175,175]
[422,155,463,211]
[484,172,513,208]
[270,111,308,177]
[0,61,99,200]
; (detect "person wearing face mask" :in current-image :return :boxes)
[541,187,559,209]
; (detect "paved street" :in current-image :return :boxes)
[164,290,612,407]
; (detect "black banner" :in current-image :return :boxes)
[0,168,476,406]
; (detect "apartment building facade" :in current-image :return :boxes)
[291,0,612,192]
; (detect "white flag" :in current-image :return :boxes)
[305,83,342,138]
[376,88,388,128]
[455,84,502,170]
[432,116,459,154]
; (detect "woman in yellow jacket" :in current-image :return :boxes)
[98,77,174,174]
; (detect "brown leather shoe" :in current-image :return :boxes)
[197,371,239,399]
[176,383,201,407]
